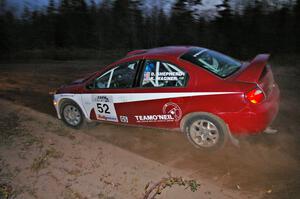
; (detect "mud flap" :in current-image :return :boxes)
[264,126,278,134]
[227,125,240,147]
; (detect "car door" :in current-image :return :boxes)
[126,59,190,128]
[81,60,141,123]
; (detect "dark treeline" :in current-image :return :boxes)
[0,0,300,60]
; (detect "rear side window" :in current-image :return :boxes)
[181,48,241,78]
[141,60,188,88]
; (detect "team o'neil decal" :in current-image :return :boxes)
[135,102,182,123]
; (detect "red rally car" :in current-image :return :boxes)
[53,46,280,150]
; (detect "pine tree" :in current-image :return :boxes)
[0,0,6,15]
[45,0,57,48]
[22,6,31,22]
[47,0,56,15]
[294,0,300,50]
[60,0,70,13]
[169,0,196,45]
[0,0,16,58]
[96,0,113,48]
[215,0,234,53]
[112,0,131,48]
[128,0,143,48]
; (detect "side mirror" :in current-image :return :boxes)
[86,81,95,89]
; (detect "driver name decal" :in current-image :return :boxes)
[144,71,185,81]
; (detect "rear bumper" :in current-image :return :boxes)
[223,84,280,135]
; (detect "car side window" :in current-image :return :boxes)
[141,60,188,88]
[94,61,138,89]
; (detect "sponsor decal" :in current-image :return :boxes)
[162,102,182,122]
[96,115,118,121]
[134,114,174,122]
[134,102,182,123]
[92,95,112,102]
[120,116,128,123]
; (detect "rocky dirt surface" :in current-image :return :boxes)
[0,99,248,199]
[0,55,299,198]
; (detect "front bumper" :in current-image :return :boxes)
[53,95,61,119]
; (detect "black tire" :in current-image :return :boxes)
[183,113,228,151]
[60,100,84,129]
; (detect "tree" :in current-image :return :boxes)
[47,0,56,15]
[214,0,235,54]
[96,0,113,48]
[111,0,144,49]
[294,0,300,51]
[169,0,196,45]
[128,0,144,48]
[0,6,16,58]
[0,0,299,59]
[0,0,6,15]
[57,0,91,48]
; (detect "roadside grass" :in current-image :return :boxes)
[143,175,200,199]
[0,184,13,199]
[0,158,21,199]
[63,187,84,199]
[63,168,81,177]
[22,133,43,149]
[31,148,64,172]
[97,193,116,199]
[0,113,43,149]
[0,113,22,146]
[45,121,76,140]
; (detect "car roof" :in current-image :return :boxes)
[127,46,204,59]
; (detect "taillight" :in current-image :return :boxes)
[245,88,265,104]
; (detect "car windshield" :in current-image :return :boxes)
[181,48,242,78]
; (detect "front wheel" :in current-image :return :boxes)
[61,101,84,129]
[184,113,228,150]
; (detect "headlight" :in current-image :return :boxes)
[49,89,57,95]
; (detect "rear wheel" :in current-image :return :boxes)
[184,113,228,150]
[61,101,84,129]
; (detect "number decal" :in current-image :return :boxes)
[97,103,111,114]
[104,104,110,114]
[92,95,118,122]
[97,103,104,113]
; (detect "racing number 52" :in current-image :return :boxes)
[97,103,110,114]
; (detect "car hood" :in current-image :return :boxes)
[56,72,98,94]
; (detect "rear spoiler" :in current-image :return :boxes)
[126,49,147,57]
[236,54,270,83]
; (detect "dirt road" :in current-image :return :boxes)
[0,56,300,198]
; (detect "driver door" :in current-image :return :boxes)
[81,60,140,123]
